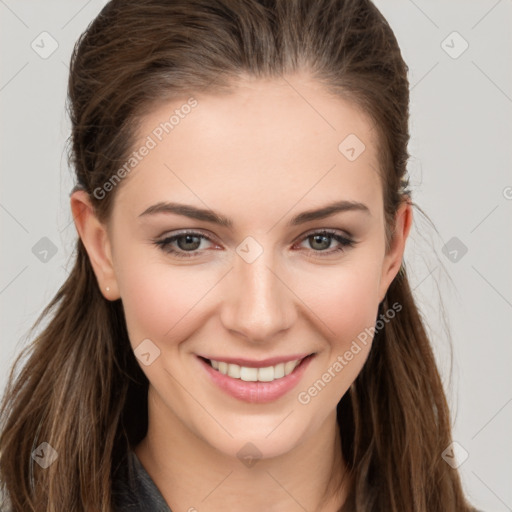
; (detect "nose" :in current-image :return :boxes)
[219,247,296,343]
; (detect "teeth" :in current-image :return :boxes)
[274,363,285,379]
[227,364,241,379]
[240,366,258,381]
[208,358,303,382]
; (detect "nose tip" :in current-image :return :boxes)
[220,256,295,343]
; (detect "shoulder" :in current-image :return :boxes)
[111,449,173,512]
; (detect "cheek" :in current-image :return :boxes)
[294,261,382,344]
[115,252,218,348]
[292,266,381,410]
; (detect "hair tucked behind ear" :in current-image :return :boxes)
[1,0,476,510]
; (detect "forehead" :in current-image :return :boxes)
[113,74,383,223]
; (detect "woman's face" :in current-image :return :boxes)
[77,73,410,460]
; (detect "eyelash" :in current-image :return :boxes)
[153,229,357,259]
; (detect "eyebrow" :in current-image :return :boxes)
[138,199,371,227]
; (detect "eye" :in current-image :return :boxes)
[153,230,216,258]
[295,229,356,257]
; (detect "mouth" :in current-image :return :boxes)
[198,354,315,383]
[197,352,316,403]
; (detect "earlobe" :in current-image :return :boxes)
[378,200,413,303]
[70,190,119,300]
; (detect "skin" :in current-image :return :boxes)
[71,72,412,512]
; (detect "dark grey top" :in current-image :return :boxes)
[112,450,172,511]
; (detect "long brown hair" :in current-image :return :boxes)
[0,1,476,510]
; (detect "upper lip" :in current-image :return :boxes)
[198,353,314,368]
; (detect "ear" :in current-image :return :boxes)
[378,199,413,303]
[70,189,119,300]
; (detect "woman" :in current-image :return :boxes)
[0,0,479,510]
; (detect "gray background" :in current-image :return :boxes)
[1,1,511,510]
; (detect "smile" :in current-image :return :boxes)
[197,353,316,403]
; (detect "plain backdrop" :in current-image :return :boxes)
[1,1,511,510]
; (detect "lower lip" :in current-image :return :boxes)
[197,354,315,404]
